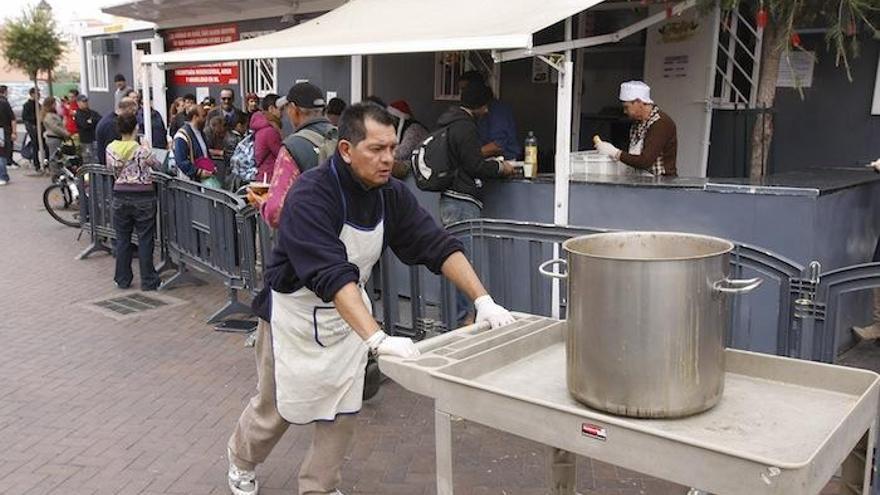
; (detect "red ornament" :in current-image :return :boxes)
[790,32,802,47]
[666,4,673,17]
[846,20,857,36]
[756,7,768,29]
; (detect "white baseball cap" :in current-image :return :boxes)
[619,81,653,104]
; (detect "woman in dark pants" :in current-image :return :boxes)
[105,113,162,290]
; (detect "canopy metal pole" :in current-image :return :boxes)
[350,55,363,103]
[551,56,573,319]
[142,63,152,148]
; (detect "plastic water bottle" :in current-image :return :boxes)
[524,131,538,178]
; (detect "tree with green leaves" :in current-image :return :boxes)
[699,0,879,178]
[1,4,66,167]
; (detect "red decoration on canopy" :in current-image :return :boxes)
[790,32,802,47]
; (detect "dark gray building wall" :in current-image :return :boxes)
[770,36,880,172]
[709,36,880,177]
[81,29,156,117]
[369,53,451,129]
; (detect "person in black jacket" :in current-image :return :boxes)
[73,95,101,164]
[21,88,40,170]
[95,98,138,166]
[438,82,514,324]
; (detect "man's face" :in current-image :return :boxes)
[622,100,650,121]
[246,98,258,111]
[284,104,299,127]
[192,108,207,129]
[340,118,397,189]
[116,80,126,90]
[184,99,196,111]
[220,90,234,110]
[77,100,88,110]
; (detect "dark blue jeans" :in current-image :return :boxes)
[439,196,481,325]
[112,192,159,289]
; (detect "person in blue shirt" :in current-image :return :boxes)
[459,70,523,160]
[225,103,516,495]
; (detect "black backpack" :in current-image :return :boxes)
[411,126,455,192]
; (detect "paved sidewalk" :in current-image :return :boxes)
[0,168,844,494]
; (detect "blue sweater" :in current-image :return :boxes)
[252,154,464,321]
[478,100,522,160]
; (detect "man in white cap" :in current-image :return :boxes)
[595,80,678,176]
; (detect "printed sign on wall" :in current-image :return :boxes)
[166,24,239,86]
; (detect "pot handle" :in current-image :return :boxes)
[714,277,762,294]
[538,258,568,280]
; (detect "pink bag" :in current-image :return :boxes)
[260,145,301,228]
[194,156,216,173]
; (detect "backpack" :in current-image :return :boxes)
[295,126,338,166]
[229,131,257,183]
[411,126,455,192]
[259,126,338,228]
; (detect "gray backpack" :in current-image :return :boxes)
[294,126,338,165]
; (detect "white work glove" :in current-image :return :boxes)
[595,139,621,160]
[871,159,880,173]
[365,330,420,359]
[474,295,516,329]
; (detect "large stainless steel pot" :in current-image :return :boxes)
[539,232,761,418]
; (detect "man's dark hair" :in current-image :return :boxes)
[0,85,7,95]
[459,70,486,87]
[261,93,279,111]
[68,88,79,97]
[29,87,36,96]
[183,93,197,103]
[233,110,249,128]
[114,74,126,83]
[338,102,396,146]
[326,97,347,116]
[116,113,138,135]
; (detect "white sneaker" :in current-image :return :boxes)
[0,180,7,186]
[227,449,258,495]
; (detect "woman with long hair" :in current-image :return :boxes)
[168,97,184,126]
[41,96,69,164]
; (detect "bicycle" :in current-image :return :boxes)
[42,141,85,228]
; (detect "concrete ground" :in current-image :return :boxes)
[0,164,849,494]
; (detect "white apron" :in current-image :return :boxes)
[270,161,384,424]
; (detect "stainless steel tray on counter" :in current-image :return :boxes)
[380,314,880,495]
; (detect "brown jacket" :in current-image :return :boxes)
[619,110,677,176]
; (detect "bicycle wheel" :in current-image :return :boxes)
[43,184,80,228]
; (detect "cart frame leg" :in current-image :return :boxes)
[547,447,576,494]
[841,424,876,495]
[435,409,454,495]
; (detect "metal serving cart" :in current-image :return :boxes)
[379,314,880,494]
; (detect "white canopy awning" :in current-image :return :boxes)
[142,0,604,65]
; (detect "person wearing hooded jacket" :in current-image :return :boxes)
[438,83,514,325]
[251,94,283,182]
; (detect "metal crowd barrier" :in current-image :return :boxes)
[75,173,880,362]
[157,174,254,323]
[378,218,880,364]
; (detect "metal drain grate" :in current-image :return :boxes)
[93,294,169,315]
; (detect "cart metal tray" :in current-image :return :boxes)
[379,314,880,494]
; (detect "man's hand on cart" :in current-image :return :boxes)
[366,330,421,359]
[475,295,515,329]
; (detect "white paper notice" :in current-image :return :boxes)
[195,87,210,102]
[777,51,815,88]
